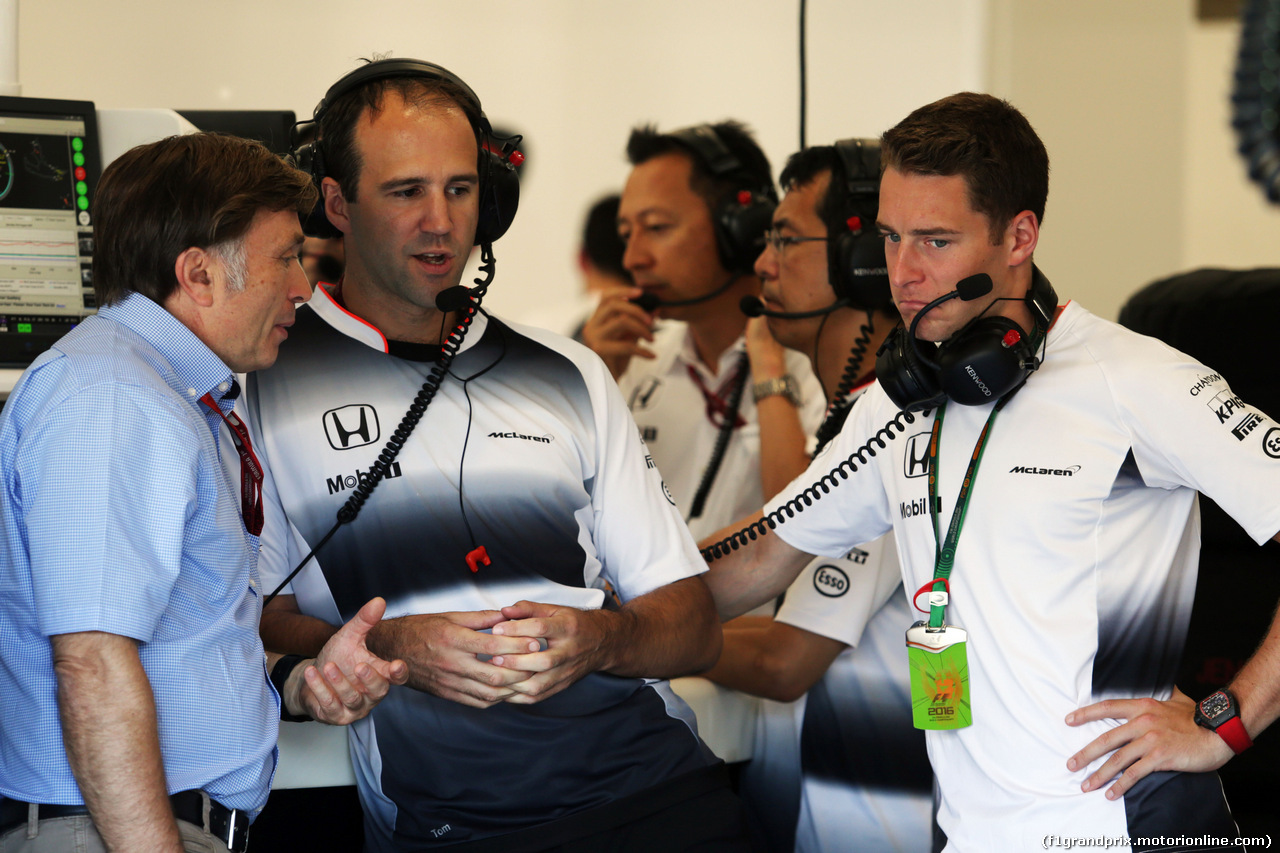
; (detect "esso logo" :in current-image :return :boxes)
[813,565,849,597]
[1264,427,1280,459]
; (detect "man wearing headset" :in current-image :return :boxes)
[703,141,931,853]
[0,133,405,853]
[704,92,1280,850]
[242,60,747,852]
[581,123,825,542]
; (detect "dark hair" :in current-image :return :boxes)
[92,133,317,307]
[318,71,484,202]
[625,120,772,213]
[581,194,629,280]
[779,146,848,242]
[880,92,1049,242]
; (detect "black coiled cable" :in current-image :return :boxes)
[811,317,875,457]
[262,245,498,607]
[699,408,920,562]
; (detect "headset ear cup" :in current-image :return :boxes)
[715,190,775,274]
[935,317,1034,405]
[293,142,343,239]
[875,327,945,412]
[474,150,520,245]
[835,231,893,312]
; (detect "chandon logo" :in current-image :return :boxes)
[489,431,553,443]
[1009,464,1080,477]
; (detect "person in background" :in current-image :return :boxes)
[520,193,631,341]
[582,122,824,543]
[299,234,345,288]
[704,140,930,853]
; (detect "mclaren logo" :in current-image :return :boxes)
[489,431,553,444]
[324,404,380,450]
[1009,465,1080,476]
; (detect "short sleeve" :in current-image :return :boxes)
[587,358,706,603]
[775,533,903,648]
[22,382,198,640]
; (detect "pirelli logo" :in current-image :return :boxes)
[1232,412,1264,441]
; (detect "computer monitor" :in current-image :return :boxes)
[177,110,297,155]
[0,96,101,366]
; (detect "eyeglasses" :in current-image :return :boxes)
[763,227,828,254]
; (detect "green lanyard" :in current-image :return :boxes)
[925,396,1013,628]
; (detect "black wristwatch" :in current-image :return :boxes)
[1193,688,1252,754]
[271,654,314,723]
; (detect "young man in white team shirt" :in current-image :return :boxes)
[702,141,932,853]
[704,92,1280,852]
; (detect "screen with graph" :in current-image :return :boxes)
[0,96,100,366]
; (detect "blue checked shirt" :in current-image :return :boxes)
[0,293,279,813]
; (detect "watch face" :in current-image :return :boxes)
[1200,692,1232,722]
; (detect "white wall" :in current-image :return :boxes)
[14,0,986,320]
[987,1,1194,322]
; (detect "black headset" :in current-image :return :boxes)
[290,58,521,245]
[828,138,894,312]
[876,267,1058,412]
[668,125,777,275]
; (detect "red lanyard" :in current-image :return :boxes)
[686,361,748,429]
[201,393,264,536]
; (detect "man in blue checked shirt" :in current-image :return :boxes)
[0,133,408,853]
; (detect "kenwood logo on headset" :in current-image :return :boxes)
[328,463,402,495]
[964,365,992,397]
[324,405,380,450]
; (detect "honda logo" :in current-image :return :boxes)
[904,432,931,479]
[324,404,380,450]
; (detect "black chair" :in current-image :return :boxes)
[1119,267,1280,842]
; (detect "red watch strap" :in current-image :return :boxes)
[1214,716,1253,754]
